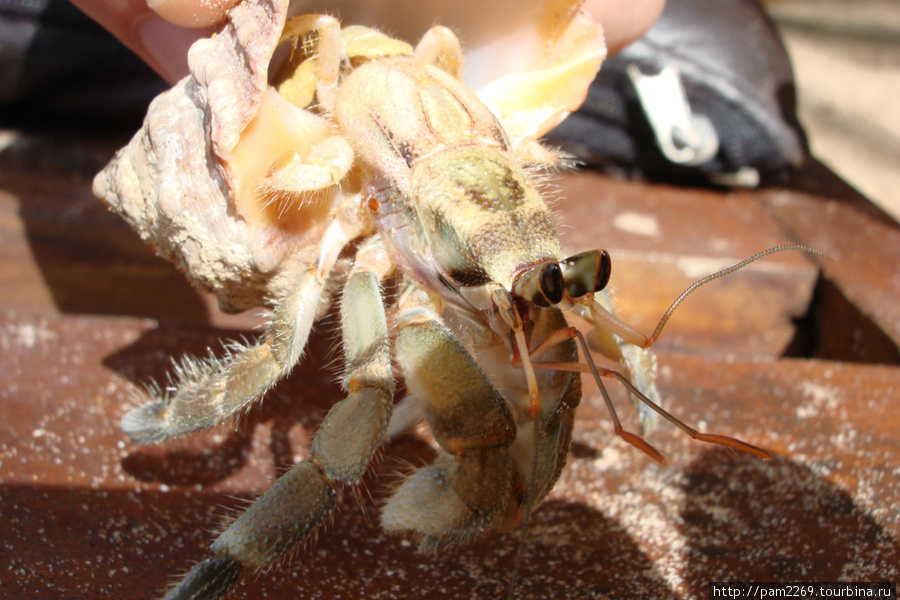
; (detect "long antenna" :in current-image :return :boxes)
[645,244,830,347]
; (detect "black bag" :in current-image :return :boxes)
[0,0,164,121]
[548,0,808,186]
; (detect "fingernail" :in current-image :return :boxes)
[147,0,239,28]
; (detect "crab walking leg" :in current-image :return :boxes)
[308,237,395,482]
[382,295,517,549]
[279,14,342,110]
[161,242,394,600]
[256,134,355,209]
[121,215,360,444]
[412,25,464,78]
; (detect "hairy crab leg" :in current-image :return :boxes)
[121,202,364,445]
[161,238,395,600]
[382,288,517,549]
[412,25,464,78]
[279,14,342,110]
[257,14,355,210]
[256,134,355,211]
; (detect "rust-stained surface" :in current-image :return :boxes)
[0,131,263,331]
[755,185,900,364]
[1,313,897,599]
[1,127,898,599]
[557,172,820,357]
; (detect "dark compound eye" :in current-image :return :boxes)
[561,250,612,298]
[512,261,565,307]
[539,262,564,305]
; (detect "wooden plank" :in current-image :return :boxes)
[0,131,265,332]
[557,173,819,356]
[1,125,896,600]
[0,312,897,599]
[754,185,900,363]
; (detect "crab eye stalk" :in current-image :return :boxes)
[561,250,611,298]
[513,261,564,307]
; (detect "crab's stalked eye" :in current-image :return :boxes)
[561,250,611,299]
[513,261,564,307]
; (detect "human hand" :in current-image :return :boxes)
[69,0,665,84]
[68,0,239,83]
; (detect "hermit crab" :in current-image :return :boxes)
[94,1,797,598]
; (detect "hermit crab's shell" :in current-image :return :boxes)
[94,0,299,312]
[93,0,605,312]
